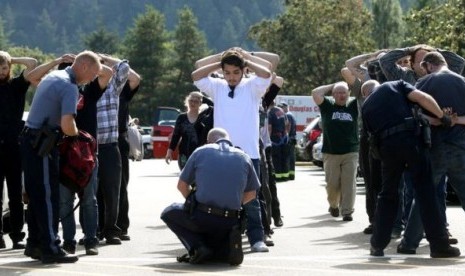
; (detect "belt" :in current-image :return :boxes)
[380,119,416,139]
[22,127,40,136]
[196,203,241,219]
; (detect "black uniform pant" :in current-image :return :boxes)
[117,134,130,234]
[161,203,238,260]
[266,147,281,221]
[371,133,449,251]
[0,139,25,242]
[21,133,60,255]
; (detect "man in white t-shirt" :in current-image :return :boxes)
[192,49,272,252]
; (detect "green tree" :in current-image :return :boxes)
[0,16,9,49]
[82,26,120,54]
[33,9,58,53]
[167,7,210,108]
[404,0,465,57]
[121,5,169,124]
[249,0,375,94]
[372,0,405,48]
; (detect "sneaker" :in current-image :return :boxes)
[251,241,269,253]
[41,249,79,264]
[0,236,5,249]
[105,236,122,245]
[370,247,384,257]
[328,207,339,217]
[397,243,416,254]
[228,225,243,266]
[62,241,76,254]
[85,244,99,256]
[363,224,373,234]
[342,215,353,222]
[430,246,460,258]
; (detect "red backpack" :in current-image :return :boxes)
[58,130,97,194]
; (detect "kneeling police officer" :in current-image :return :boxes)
[161,128,260,265]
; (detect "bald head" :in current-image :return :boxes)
[71,50,102,85]
[207,128,229,143]
[361,80,380,97]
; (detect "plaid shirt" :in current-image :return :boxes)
[97,61,130,144]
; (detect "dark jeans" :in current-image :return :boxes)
[117,134,130,234]
[266,147,281,221]
[97,143,122,238]
[370,133,449,252]
[0,140,25,241]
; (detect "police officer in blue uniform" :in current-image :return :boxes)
[161,128,260,265]
[361,79,460,258]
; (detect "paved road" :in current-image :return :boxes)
[0,159,464,275]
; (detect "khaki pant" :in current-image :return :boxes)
[323,152,358,216]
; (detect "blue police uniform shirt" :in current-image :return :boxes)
[180,139,260,210]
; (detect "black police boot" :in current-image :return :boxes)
[228,225,244,266]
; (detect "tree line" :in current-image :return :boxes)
[1,0,464,125]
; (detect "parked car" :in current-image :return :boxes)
[312,134,323,167]
[151,107,181,159]
[296,116,322,161]
[139,126,153,159]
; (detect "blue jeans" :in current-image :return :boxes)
[60,160,99,246]
[243,159,265,246]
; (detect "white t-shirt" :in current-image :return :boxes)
[194,75,271,158]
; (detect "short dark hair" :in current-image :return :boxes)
[220,50,245,69]
[58,62,72,70]
[421,51,447,67]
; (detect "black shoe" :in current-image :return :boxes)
[370,247,384,257]
[264,235,275,247]
[342,215,353,222]
[41,249,79,264]
[328,207,339,217]
[228,226,243,266]
[177,253,191,263]
[12,241,26,250]
[85,244,99,256]
[274,217,283,227]
[105,236,122,245]
[363,224,373,234]
[397,243,416,254]
[447,229,458,244]
[391,229,402,239]
[0,236,5,249]
[189,246,213,264]
[78,238,85,245]
[24,246,42,260]
[430,246,460,258]
[119,234,131,241]
[62,241,76,254]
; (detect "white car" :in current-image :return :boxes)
[139,126,153,159]
[312,134,323,167]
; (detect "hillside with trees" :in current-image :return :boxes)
[0,0,463,125]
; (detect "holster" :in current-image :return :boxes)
[183,189,197,215]
[31,122,61,157]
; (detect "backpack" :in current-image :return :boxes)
[127,123,143,161]
[58,130,97,193]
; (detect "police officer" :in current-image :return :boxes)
[22,51,101,263]
[280,102,297,180]
[269,101,289,182]
[161,128,260,265]
[361,79,460,258]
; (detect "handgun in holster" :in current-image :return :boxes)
[412,106,432,148]
[31,119,61,157]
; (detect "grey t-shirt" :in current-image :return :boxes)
[180,139,260,210]
[27,67,78,129]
